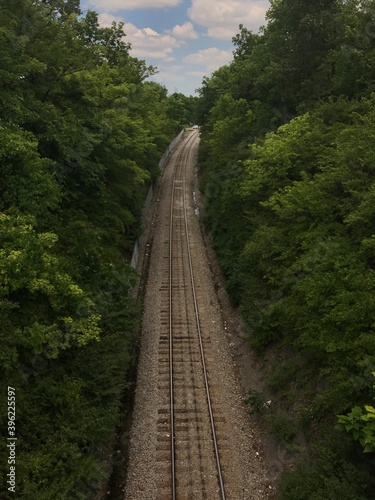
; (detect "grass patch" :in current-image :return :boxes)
[266,361,301,391]
[244,388,265,415]
[265,412,296,444]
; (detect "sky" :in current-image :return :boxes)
[80,0,270,96]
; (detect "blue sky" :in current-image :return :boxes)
[80,0,270,96]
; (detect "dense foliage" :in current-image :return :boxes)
[198,0,375,496]
[0,1,196,498]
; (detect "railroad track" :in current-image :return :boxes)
[156,131,226,500]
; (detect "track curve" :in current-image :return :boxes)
[125,130,270,500]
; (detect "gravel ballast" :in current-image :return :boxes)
[124,132,272,499]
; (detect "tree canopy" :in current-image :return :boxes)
[0,1,196,498]
[197,0,375,496]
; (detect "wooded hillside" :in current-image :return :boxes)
[197,0,375,497]
[0,1,196,498]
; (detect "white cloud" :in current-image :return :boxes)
[150,65,186,90]
[127,26,180,60]
[98,13,181,61]
[97,12,123,26]
[188,0,268,40]
[154,65,184,80]
[167,22,198,40]
[184,47,232,73]
[187,71,207,77]
[90,0,182,11]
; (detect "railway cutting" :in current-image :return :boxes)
[125,130,269,499]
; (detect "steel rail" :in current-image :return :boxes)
[181,148,226,500]
[168,129,226,499]
[169,163,176,500]
[168,130,197,500]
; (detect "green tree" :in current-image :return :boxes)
[0,1,179,497]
